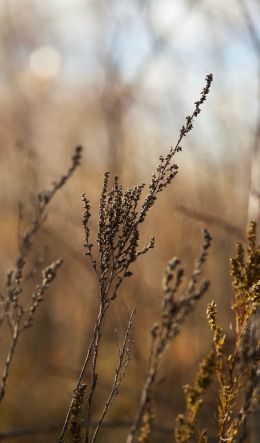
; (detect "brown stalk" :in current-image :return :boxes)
[0,147,82,403]
[90,307,135,443]
[126,229,211,443]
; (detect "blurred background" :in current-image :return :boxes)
[0,0,259,441]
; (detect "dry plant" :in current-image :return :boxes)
[0,71,259,443]
[59,74,213,443]
[0,146,82,402]
[127,229,212,443]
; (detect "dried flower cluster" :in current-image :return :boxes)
[140,73,213,223]
[69,384,87,443]
[82,175,154,304]
[137,401,155,443]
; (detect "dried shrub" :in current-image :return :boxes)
[60,74,213,443]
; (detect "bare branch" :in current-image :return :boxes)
[0,147,82,404]
[90,308,135,443]
[126,229,212,443]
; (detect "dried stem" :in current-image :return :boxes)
[0,324,19,401]
[126,229,212,443]
[90,308,135,443]
[60,307,105,442]
[0,147,82,403]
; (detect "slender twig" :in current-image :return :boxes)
[0,259,63,402]
[90,308,135,443]
[85,303,107,443]
[0,324,19,401]
[59,306,105,442]
[126,230,211,443]
[0,147,82,404]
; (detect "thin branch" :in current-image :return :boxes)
[59,307,105,442]
[85,304,107,443]
[126,230,212,443]
[0,147,82,404]
[0,259,62,402]
[0,324,19,401]
[90,308,135,443]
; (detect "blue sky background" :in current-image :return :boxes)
[0,0,259,171]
